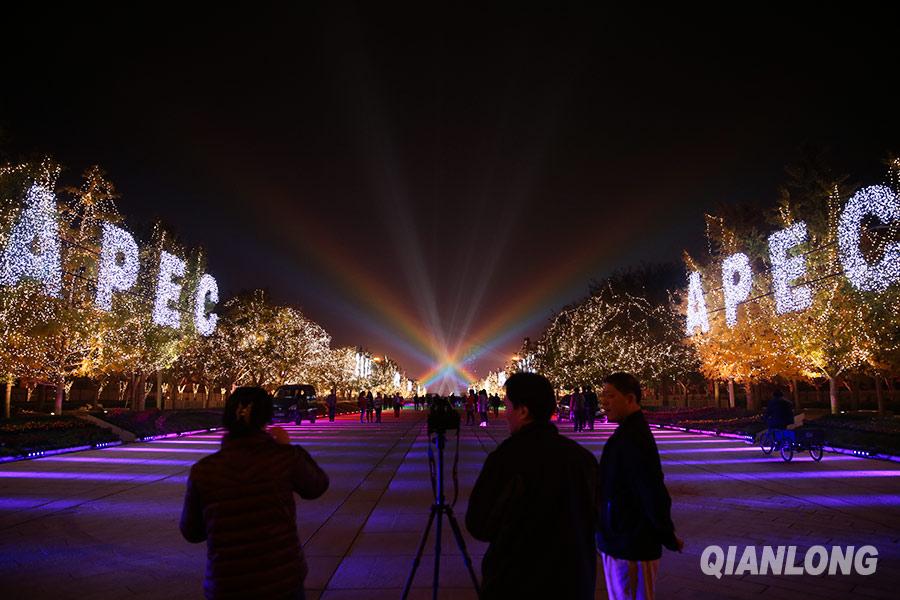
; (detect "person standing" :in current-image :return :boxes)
[365,391,374,423]
[465,389,477,425]
[596,372,683,600]
[393,393,402,418]
[583,385,598,431]
[374,392,383,423]
[477,389,489,427]
[358,391,366,423]
[326,388,337,422]
[490,393,500,417]
[571,387,585,432]
[466,373,598,599]
[180,387,329,600]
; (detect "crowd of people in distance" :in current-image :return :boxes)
[355,390,405,423]
[182,372,682,600]
[559,385,601,431]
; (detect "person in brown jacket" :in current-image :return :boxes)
[180,387,329,599]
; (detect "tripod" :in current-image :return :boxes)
[401,429,481,599]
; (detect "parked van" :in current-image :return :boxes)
[272,385,318,424]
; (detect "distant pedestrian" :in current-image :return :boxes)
[465,389,477,425]
[326,389,337,422]
[583,385,598,430]
[393,393,402,417]
[374,392,383,423]
[490,393,500,417]
[597,372,682,600]
[180,387,329,600]
[571,387,585,432]
[358,392,366,423]
[366,391,374,423]
[477,389,489,427]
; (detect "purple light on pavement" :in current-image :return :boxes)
[104,447,213,454]
[659,447,761,454]
[0,471,187,483]
[0,496,185,516]
[666,470,900,482]
[39,456,196,466]
[0,497,59,510]
[147,440,221,445]
[665,456,858,465]
[794,494,900,507]
[653,439,740,445]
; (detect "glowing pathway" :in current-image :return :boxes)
[0,412,898,599]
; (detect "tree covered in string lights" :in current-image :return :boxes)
[684,152,900,413]
[533,277,699,402]
[0,156,416,416]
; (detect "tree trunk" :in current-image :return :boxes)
[875,375,885,417]
[168,375,178,409]
[140,372,148,411]
[714,380,720,408]
[55,381,64,415]
[155,371,163,410]
[4,374,13,419]
[743,382,753,411]
[829,375,839,415]
[791,377,800,408]
[727,379,736,408]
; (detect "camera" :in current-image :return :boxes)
[427,397,460,434]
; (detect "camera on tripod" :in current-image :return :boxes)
[427,397,460,435]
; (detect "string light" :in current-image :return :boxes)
[193,273,219,336]
[152,251,186,328]
[838,185,900,292]
[769,221,812,314]
[686,271,710,334]
[94,222,140,311]
[0,184,62,297]
[722,253,752,327]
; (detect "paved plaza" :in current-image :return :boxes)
[1,410,898,599]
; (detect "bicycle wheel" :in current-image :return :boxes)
[809,446,824,462]
[780,444,794,462]
[760,431,775,455]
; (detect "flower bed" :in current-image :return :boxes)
[93,409,223,438]
[644,407,766,435]
[0,415,119,458]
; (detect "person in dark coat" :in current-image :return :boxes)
[571,386,586,432]
[596,372,682,600]
[325,388,337,422]
[466,372,598,600]
[583,384,599,430]
[180,387,329,600]
[358,391,367,423]
[764,388,794,430]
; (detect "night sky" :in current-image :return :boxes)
[2,6,898,390]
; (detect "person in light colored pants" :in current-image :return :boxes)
[601,553,659,600]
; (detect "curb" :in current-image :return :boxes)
[0,440,121,464]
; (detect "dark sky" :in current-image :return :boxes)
[2,5,898,391]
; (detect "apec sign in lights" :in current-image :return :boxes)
[686,185,900,335]
[0,184,219,335]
